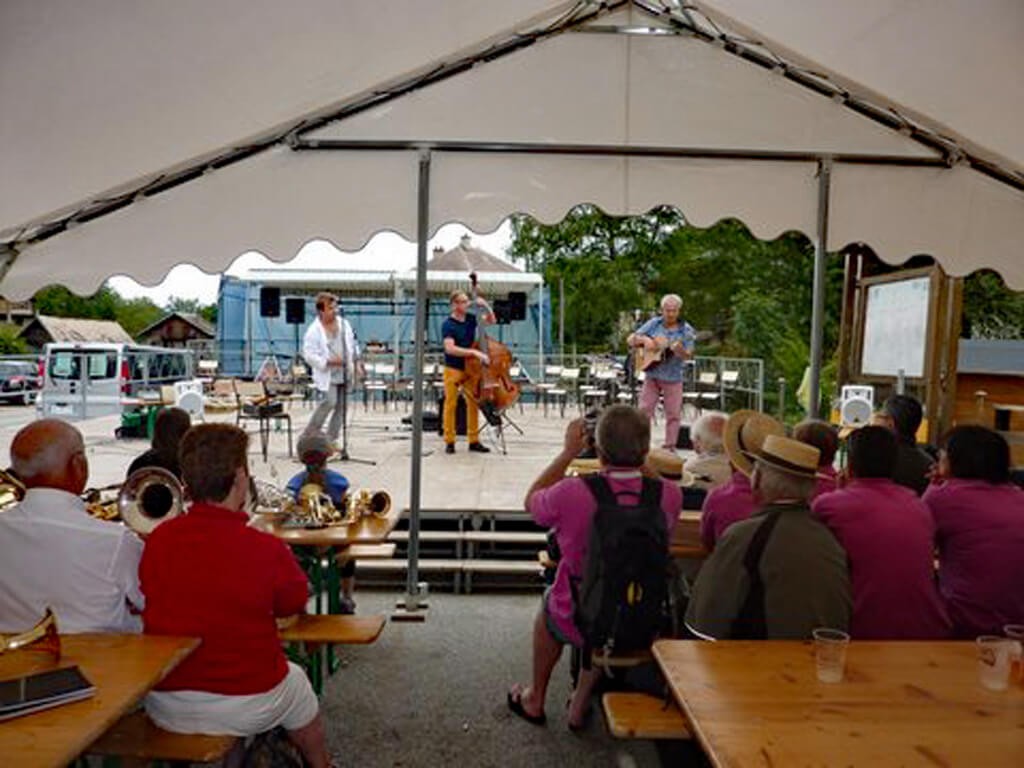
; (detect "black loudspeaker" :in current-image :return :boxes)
[436,394,467,436]
[285,297,305,325]
[508,291,527,321]
[492,299,512,325]
[259,286,281,317]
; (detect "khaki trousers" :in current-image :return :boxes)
[443,366,480,444]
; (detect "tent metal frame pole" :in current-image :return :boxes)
[808,156,833,419]
[405,149,431,605]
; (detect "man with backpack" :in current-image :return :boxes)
[507,405,681,731]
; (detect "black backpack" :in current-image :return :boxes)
[573,474,670,668]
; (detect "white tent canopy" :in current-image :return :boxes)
[1,0,1022,297]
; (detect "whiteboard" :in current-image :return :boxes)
[861,276,930,378]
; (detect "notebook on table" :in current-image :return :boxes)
[0,665,96,721]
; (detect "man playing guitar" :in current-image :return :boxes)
[627,293,696,450]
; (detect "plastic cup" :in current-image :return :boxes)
[976,635,1015,691]
[1004,625,1024,686]
[812,628,850,683]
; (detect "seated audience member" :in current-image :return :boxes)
[882,395,933,495]
[126,407,192,480]
[813,426,950,639]
[793,419,839,498]
[685,411,731,491]
[686,435,850,639]
[508,406,681,730]
[924,426,1024,637]
[141,424,330,767]
[699,410,784,550]
[288,430,355,613]
[0,419,143,633]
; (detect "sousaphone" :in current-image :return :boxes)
[0,608,61,661]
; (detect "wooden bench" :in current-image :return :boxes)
[278,613,386,644]
[602,692,691,740]
[87,711,239,764]
[341,542,397,561]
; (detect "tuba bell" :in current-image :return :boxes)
[118,467,184,535]
[0,467,26,510]
[345,489,391,522]
[0,607,61,661]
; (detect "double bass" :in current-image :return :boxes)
[464,273,520,414]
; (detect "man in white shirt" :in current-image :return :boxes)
[685,410,731,491]
[0,419,144,633]
[303,292,362,457]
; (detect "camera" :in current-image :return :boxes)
[578,408,600,459]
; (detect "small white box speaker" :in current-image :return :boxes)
[839,385,875,427]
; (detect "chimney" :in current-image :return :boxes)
[432,245,444,255]
[460,234,472,249]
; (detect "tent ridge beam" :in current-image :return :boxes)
[294,138,948,168]
[630,1,1024,194]
[2,0,626,251]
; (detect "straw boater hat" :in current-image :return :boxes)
[723,410,786,477]
[646,448,695,487]
[755,435,820,478]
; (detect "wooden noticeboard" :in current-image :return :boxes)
[837,256,963,443]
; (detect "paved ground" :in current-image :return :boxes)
[0,399,705,767]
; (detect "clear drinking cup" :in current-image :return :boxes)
[1004,625,1024,686]
[812,628,850,684]
[976,635,1015,691]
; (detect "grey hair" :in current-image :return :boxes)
[11,424,82,480]
[752,462,816,503]
[660,294,682,310]
[691,411,726,454]
[596,404,650,468]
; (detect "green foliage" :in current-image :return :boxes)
[962,271,1024,339]
[510,208,845,418]
[0,323,29,354]
[30,282,217,339]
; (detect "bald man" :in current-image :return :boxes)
[0,419,144,633]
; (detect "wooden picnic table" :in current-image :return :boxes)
[249,502,401,548]
[653,639,1024,767]
[0,633,198,768]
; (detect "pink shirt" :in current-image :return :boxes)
[923,479,1024,637]
[700,471,755,550]
[813,479,950,639]
[528,468,681,646]
[814,465,839,499]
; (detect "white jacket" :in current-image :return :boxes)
[303,317,360,392]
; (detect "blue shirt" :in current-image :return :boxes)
[286,468,350,508]
[442,313,477,371]
[636,316,696,382]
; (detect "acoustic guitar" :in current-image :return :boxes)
[633,336,689,373]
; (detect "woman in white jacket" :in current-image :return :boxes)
[303,292,362,454]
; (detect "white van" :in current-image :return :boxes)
[38,343,196,420]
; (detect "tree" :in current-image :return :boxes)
[962,271,1024,339]
[0,323,28,355]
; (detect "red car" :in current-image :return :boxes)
[0,360,41,405]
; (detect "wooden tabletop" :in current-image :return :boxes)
[0,633,198,768]
[653,639,1024,767]
[250,503,402,547]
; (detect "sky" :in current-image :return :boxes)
[108,220,514,307]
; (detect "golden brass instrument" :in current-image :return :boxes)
[345,488,391,522]
[117,467,184,535]
[0,608,61,661]
[0,467,26,510]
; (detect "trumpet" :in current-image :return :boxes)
[0,608,61,661]
[117,467,184,535]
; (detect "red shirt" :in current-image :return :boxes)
[140,502,308,694]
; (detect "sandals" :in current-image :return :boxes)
[506,685,547,726]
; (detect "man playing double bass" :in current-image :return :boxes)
[441,289,495,454]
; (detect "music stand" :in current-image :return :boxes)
[468,395,523,456]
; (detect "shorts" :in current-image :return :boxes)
[144,662,318,736]
[542,587,577,647]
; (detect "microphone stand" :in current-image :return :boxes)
[334,304,376,466]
